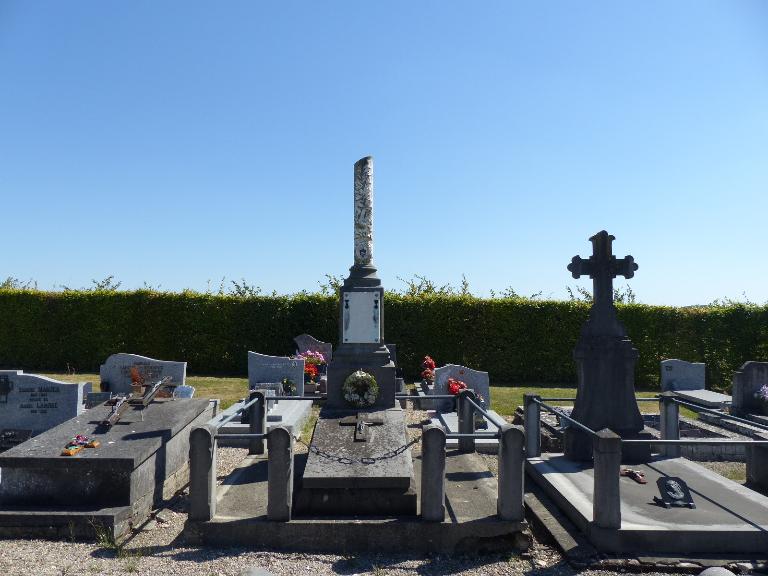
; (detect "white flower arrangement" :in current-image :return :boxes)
[342,369,379,408]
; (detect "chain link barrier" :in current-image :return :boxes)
[296,433,422,465]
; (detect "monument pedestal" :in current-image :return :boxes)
[296,407,417,516]
[326,344,396,409]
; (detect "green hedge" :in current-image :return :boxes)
[0,290,765,391]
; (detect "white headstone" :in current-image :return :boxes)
[0,371,91,434]
[660,359,706,392]
[431,364,490,413]
[99,353,187,394]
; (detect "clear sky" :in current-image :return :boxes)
[1,1,766,305]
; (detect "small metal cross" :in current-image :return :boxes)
[339,412,384,442]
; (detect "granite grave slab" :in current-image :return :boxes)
[248,351,305,398]
[99,353,186,394]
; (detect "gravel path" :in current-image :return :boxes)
[0,414,694,576]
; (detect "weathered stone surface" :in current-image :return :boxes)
[294,334,332,363]
[674,389,731,408]
[732,361,768,415]
[0,398,211,507]
[432,364,490,412]
[302,408,413,489]
[99,353,186,394]
[353,156,374,267]
[326,345,396,409]
[0,371,91,434]
[564,231,645,461]
[248,351,304,397]
[661,359,706,391]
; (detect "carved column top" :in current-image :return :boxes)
[353,156,374,267]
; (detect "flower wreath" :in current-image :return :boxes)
[342,369,379,408]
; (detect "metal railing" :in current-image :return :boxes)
[523,390,768,530]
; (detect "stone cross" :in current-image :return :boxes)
[353,156,374,267]
[568,230,637,310]
[339,412,384,442]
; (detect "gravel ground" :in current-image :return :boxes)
[0,410,695,576]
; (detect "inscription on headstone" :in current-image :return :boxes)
[248,352,305,398]
[0,371,91,434]
[100,353,187,394]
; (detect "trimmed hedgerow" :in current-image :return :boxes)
[0,289,765,391]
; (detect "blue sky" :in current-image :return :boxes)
[1,1,766,305]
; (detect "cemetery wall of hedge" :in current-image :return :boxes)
[0,290,766,391]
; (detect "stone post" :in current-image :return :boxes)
[457,389,477,453]
[249,390,266,455]
[592,429,621,529]
[747,431,768,492]
[497,424,525,521]
[267,426,294,521]
[523,393,541,458]
[189,424,217,521]
[659,391,681,458]
[421,424,446,522]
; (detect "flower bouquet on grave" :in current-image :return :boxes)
[420,356,436,390]
[754,385,768,415]
[343,370,379,408]
[298,350,327,376]
[447,377,488,429]
[61,434,100,457]
[281,378,297,396]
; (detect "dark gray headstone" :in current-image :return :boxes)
[661,359,705,391]
[85,391,113,408]
[432,364,490,412]
[99,353,186,394]
[294,334,332,363]
[732,361,768,415]
[564,231,647,462]
[248,352,305,397]
[0,371,91,434]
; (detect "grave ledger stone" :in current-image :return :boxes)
[0,371,91,435]
[299,157,414,516]
[100,353,186,394]
[432,364,490,413]
[564,231,651,462]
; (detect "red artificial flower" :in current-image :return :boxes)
[304,364,318,380]
[421,356,436,370]
[447,377,467,396]
[421,368,435,381]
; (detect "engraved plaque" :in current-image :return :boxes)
[343,290,381,343]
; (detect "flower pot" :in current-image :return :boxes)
[304,382,318,395]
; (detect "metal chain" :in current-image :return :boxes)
[296,434,422,465]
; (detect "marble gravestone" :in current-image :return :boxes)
[661,359,705,391]
[0,371,91,435]
[732,361,768,416]
[564,231,650,462]
[432,364,490,413]
[248,352,305,398]
[294,334,333,363]
[100,353,186,394]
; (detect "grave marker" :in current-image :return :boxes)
[294,334,333,363]
[0,371,91,435]
[99,353,186,394]
[432,364,490,413]
[661,359,705,392]
[248,352,305,398]
[732,361,768,416]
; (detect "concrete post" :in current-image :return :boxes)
[457,389,477,453]
[523,393,541,458]
[497,424,525,521]
[747,431,768,492]
[189,424,217,521]
[267,426,293,521]
[421,424,446,522]
[659,391,681,458]
[249,390,266,455]
[592,428,621,529]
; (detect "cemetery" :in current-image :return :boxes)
[1,158,768,573]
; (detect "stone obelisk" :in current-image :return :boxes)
[326,156,397,408]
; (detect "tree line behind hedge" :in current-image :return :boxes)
[0,289,765,391]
